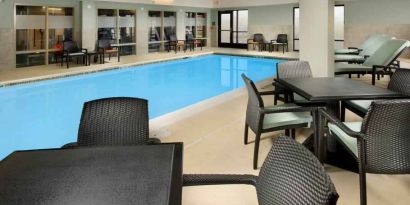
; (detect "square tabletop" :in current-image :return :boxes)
[276,77,405,102]
[0,143,183,205]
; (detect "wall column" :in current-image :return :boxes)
[136,7,148,55]
[81,0,97,51]
[299,0,335,77]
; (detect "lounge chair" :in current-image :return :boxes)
[335,34,392,63]
[242,74,313,169]
[335,33,385,55]
[334,39,410,85]
[183,136,339,205]
[341,68,410,120]
[270,34,288,53]
[61,41,87,69]
[322,100,410,205]
[247,33,269,51]
[185,33,203,51]
[62,97,160,148]
[98,39,119,62]
[166,34,185,53]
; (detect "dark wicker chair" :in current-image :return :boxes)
[242,74,313,169]
[322,100,410,205]
[62,41,87,69]
[62,97,160,148]
[274,61,312,105]
[247,33,269,51]
[341,68,410,121]
[184,136,339,205]
[271,34,288,53]
[185,34,202,51]
[98,39,119,62]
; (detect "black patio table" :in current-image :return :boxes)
[275,77,405,168]
[0,143,183,205]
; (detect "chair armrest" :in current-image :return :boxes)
[81,48,88,53]
[61,142,79,149]
[183,174,257,187]
[319,108,364,139]
[147,138,161,144]
[347,47,358,50]
[271,39,277,43]
[260,104,315,114]
[247,39,254,43]
[258,90,276,96]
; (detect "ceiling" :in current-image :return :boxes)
[94,0,301,8]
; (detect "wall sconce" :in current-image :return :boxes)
[87,4,92,9]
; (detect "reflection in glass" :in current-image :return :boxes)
[185,12,196,36]
[119,10,136,55]
[164,12,176,41]
[196,13,206,38]
[149,11,162,52]
[16,6,46,52]
[48,7,73,63]
[98,9,117,40]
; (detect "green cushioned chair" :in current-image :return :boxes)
[321,100,410,205]
[340,68,410,120]
[334,39,410,85]
[335,35,392,63]
[335,33,385,55]
[242,74,313,170]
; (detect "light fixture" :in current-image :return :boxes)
[152,0,174,5]
[87,4,91,9]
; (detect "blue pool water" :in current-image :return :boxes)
[0,54,283,159]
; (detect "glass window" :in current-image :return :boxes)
[185,12,196,37]
[148,11,162,53]
[119,9,136,55]
[16,6,46,52]
[98,9,117,40]
[16,52,46,68]
[48,7,73,49]
[164,11,176,41]
[196,13,206,38]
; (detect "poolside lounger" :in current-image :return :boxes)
[335,33,385,55]
[334,39,410,85]
[335,34,392,63]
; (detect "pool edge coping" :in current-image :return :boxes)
[0,51,296,87]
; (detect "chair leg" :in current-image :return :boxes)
[253,133,261,170]
[359,164,367,205]
[244,123,249,145]
[291,129,296,139]
[285,129,290,136]
[274,93,278,105]
[341,102,346,122]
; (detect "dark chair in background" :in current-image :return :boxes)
[167,34,185,53]
[183,136,339,205]
[242,74,312,169]
[322,100,410,205]
[271,34,288,53]
[274,61,312,105]
[62,41,87,69]
[247,33,269,51]
[341,68,410,121]
[186,34,203,51]
[62,97,160,148]
[98,39,119,63]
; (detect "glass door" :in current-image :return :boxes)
[218,11,232,47]
[218,10,248,48]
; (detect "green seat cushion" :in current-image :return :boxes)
[334,63,373,73]
[262,109,312,130]
[345,100,372,114]
[335,48,359,55]
[335,54,365,62]
[328,122,362,157]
